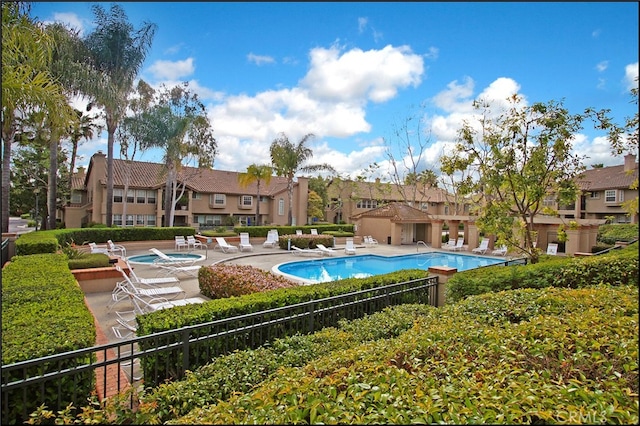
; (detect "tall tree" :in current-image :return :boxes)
[68,109,101,176]
[1,2,71,232]
[269,132,335,225]
[238,164,273,226]
[81,4,156,226]
[450,95,586,263]
[129,82,216,226]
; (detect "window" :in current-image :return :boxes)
[126,189,135,203]
[543,195,556,206]
[113,214,123,226]
[589,191,600,199]
[278,198,285,215]
[113,189,123,203]
[444,205,449,215]
[146,190,156,204]
[136,215,145,226]
[192,192,201,199]
[146,215,156,226]
[136,190,146,204]
[211,193,225,206]
[241,195,253,207]
[605,190,617,203]
[70,191,82,204]
[195,214,221,226]
[125,215,134,226]
[356,199,378,209]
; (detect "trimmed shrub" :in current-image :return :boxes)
[199,264,299,299]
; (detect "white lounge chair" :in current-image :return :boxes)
[491,245,508,256]
[88,242,109,254]
[214,237,239,253]
[546,243,558,256]
[238,232,253,252]
[186,235,205,250]
[263,229,279,248]
[175,236,188,251]
[345,238,357,255]
[295,229,303,236]
[108,265,186,311]
[149,248,197,265]
[443,238,457,249]
[291,245,321,256]
[107,240,126,257]
[115,290,206,320]
[154,263,202,278]
[310,229,318,235]
[124,259,180,286]
[316,244,338,257]
[364,236,378,247]
[445,238,464,251]
[471,238,489,255]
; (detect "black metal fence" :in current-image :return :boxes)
[1,238,9,268]
[2,276,438,424]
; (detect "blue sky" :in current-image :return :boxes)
[30,2,639,182]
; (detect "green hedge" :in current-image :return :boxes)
[1,253,96,424]
[597,223,639,244]
[233,224,354,238]
[136,269,430,386]
[67,253,110,270]
[15,227,197,256]
[445,244,639,303]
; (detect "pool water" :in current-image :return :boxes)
[127,253,205,264]
[273,252,505,284]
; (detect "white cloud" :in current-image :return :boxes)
[424,46,439,60]
[247,53,276,66]
[595,60,609,72]
[147,58,195,80]
[624,62,639,91]
[44,12,87,35]
[358,17,368,33]
[301,44,424,103]
[592,29,601,38]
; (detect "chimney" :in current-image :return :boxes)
[624,153,637,172]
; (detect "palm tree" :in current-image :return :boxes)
[238,164,273,226]
[68,110,100,176]
[81,4,156,226]
[1,3,72,232]
[269,132,335,225]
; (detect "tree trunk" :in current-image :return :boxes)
[106,116,116,227]
[1,121,16,233]
[48,129,59,230]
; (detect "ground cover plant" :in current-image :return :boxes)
[199,264,299,298]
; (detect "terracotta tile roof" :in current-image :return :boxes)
[329,179,452,203]
[351,202,432,222]
[97,159,292,196]
[577,163,638,191]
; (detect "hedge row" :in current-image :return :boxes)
[168,285,638,424]
[1,253,97,424]
[445,244,639,303]
[233,224,354,238]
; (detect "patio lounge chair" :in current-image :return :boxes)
[345,238,357,255]
[310,229,318,235]
[153,263,202,278]
[491,245,508,256]
[107,240,126,257]
[89,242,109,254]
[124,259,180,286]
[149,248,197,266]
[108,266,186,311]
[546,243,558,256]
[238,232,253,252]
[263,229,279,248]
[115,290,206,321]
[186,235,205,250]
[364,236,378,247]
[443,238,457,249]
[291,245,321,256]
[471,238,489,255]
[316,244,338,257]
[445,238,464,251]
[214,237,239,253]
[175,236,188,251]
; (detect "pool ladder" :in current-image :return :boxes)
[416,240,430,252]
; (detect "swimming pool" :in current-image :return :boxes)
[127,253,206,264]
[273,252,505,284]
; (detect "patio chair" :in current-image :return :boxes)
[149,248,198,266]
[364,236,378,247]
[295,229,303,236]
[175,236,188,251]
[444,238,464,251]
[186,235,205,250]
[471,238,489,255]
[546,243,558,256]
[291,245,322,256]
[107,240,126,257]
[153,263,202,278]
[112,318,137,339]
[124,259,180,286]
[238,232,253,252]
[115,289,206,319]
[89,242,109,254]
[491,245,508,256]
[310,229,318,235]
[214,237,239,253]
[316,244,338,257]
[263,229,278,248]
[443,238,457,249]
[107,266,186,311]
[344,238,357,255]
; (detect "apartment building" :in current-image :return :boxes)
[63,151,309,229]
